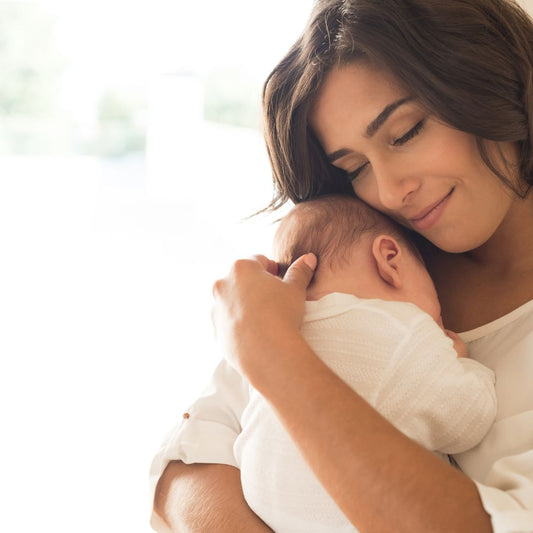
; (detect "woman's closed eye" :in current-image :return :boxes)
[347,119,426,182]
[347,162,369,181]
[392,118,425,146]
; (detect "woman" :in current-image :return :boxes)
[151,1,533,531]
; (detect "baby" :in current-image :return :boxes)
[233,194,497,533]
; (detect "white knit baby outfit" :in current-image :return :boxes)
[234,293,496,533]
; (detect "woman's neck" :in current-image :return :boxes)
[426,189,533,331]
[465,190,533,276]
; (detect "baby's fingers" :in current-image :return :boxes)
[445,329,469,358]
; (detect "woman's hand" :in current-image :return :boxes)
[211,253,317,382]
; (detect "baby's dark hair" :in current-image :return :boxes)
[274,194,421,277]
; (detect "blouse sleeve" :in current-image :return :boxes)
[148,359,249,504]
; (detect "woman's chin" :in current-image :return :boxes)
[426,234,488,255]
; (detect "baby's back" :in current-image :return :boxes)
[234,294,421,532]
[234,293,495,532]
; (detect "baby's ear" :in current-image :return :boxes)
[372,235,403,288]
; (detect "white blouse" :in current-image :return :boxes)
[149,299,533,532]
[455,299,533,532]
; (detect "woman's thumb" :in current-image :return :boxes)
[283,253,317,289]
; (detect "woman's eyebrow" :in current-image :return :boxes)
[327,96,413,163]
[366,97,413,137]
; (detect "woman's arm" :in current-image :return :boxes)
[152,461,273,532]
[251,334,491,532]
[212,255,493,533]
[148,361,255,530]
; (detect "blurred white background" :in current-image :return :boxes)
[0,1,312,531]
[3,1,533,531]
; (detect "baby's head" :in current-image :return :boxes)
[274,194,442,323]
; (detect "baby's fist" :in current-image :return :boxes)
[445,329,468,358]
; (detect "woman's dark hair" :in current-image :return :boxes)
[263,0,533,209]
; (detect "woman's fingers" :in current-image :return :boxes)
[249,254,279,276]
[211,253,315,380]
[212,256,277,299]
[282,253,317,289]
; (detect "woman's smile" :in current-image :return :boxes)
[310,61,519,253]
[408,187,455,232]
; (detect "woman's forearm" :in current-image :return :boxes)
[151,461,273,532]
[247,331,493,533]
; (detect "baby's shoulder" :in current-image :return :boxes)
[304,293,438,336]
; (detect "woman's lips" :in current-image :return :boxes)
[409,188,455,231]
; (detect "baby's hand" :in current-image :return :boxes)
[445,329,468,358]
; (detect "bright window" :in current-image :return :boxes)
[0,1,312,531]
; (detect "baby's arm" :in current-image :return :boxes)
[376,313,496,454]
[301,301,496,455]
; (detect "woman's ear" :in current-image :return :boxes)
[372,235,403,289]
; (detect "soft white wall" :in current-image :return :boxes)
[2,1,532,531]
[0,1,311,532]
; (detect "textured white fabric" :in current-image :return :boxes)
[148,359,249,500]
[233,294,496,532]
[148,296,533,533]
[454,299,533,533]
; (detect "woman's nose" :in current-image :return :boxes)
[373,159,421,210]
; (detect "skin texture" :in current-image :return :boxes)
[152,461,273,532]
[211,255,491,533]
[152,62,533,531]
[310,61,533,331]
[309,62,520,256]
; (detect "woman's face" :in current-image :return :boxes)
[309,61,519,253]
